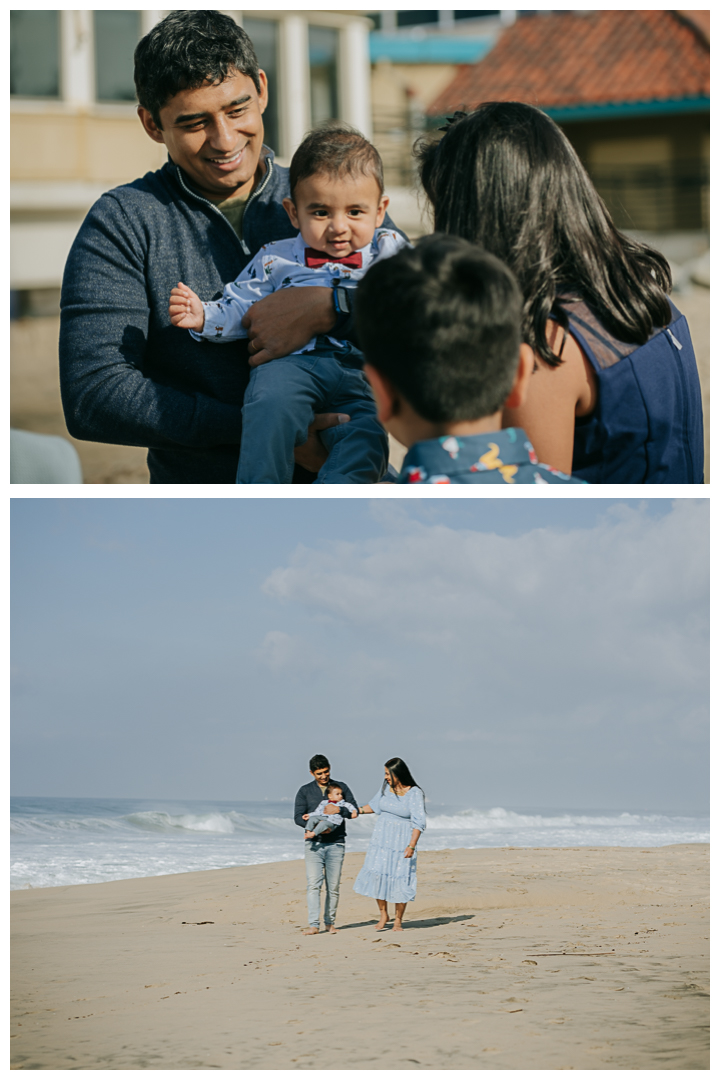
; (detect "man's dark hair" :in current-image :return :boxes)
[134,10,261,127]
[309,754,330,772]
[355,234,523,423]
[289,124,384,199]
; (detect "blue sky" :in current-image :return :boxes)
[11,498,709,812]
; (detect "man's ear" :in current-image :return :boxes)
[137,106,167,146]
[364,363,398,425]
[504,343,534,410]
[256,69,269,114]
[283,197,300,229]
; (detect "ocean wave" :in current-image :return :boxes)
[424,807,695,831]
[11,809,301,838]
[11,815,132,836]
[11,804,703,839]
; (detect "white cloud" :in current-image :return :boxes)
[262,502,708,691]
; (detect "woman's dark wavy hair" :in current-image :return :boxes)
[134,10,261,127]
[384,757,423,796]
[416,102,672,365]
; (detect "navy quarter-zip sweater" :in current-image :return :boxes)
[60,151,307,483]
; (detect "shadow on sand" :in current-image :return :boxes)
[339,914,475,931]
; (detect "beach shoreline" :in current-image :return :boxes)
[11,844,708,1070]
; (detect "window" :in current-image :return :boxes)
[10,11,60,98]
[396,12,439,28]
[454,11,500,20]
[309,26,339,127]
[244,18,280,154]
[94,11,141,102]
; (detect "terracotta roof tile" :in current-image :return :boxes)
[429,10,710,116]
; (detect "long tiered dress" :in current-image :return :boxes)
[353,785,426,903]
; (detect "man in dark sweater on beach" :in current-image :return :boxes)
[60,10,394,484]
[294,755,358,935]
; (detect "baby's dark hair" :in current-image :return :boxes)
[289,124,384,200]
[355,233,523,423]
[326,781,343,795]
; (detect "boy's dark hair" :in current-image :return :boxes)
[289,124,384,199]
[326,782,343,795]
[355,234,522,423]
[134,10,261,127]
[309,754,330,772]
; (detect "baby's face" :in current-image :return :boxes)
[284,172,389,259]
[327,788,343,803]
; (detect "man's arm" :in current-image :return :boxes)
[339,784,358,817]
[240,286,336,367]
[294,786,310,828]
[60,195,243,449]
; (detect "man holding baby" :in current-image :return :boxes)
[294,755,359,935]
[60,10,395,484]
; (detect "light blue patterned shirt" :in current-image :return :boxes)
[194,228,408,350]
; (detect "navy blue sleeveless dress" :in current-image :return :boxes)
[556,295,704,484]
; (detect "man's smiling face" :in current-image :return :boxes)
[138,68,268,202]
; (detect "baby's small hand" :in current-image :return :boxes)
[302,814,309,820]
[169,282,205,331]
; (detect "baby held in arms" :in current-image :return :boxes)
[169,125,407,485]
[303,782,358,840]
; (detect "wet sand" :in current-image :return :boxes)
[11,844,708,1070]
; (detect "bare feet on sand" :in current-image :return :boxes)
[326,925,338,934]
[393,920,404,932]
[303,927,320,935]
[375,914,390,931]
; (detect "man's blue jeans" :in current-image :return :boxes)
[236,341,388,485]
[305,841,345,928]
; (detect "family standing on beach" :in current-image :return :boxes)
[294,755,426,934]
[59,9,704,486]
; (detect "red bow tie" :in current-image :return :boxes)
[304,248,363,269]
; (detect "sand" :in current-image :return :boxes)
[11,845,708,1070]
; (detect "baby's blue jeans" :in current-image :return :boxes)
[236,339,388,485]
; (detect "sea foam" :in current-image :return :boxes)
[10,796,708,890]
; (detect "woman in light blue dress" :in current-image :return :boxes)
[353,757,426,931]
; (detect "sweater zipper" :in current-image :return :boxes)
[174,154,275,256]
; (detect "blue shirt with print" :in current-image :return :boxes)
[398,429,586,484]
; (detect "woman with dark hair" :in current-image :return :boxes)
[416,102,704,483]
[353,757,426,931]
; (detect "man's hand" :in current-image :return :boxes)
[350,811,358,818]
[294,413,350,474]
[323,804,338,815]
[242,286,336,367]
[169,282,205,331]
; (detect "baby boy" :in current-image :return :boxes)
[303,782,358,840]
[169,125,407,484]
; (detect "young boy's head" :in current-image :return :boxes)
[326,783,344,803]
[355,234,534,448]
[282,126,389,259]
